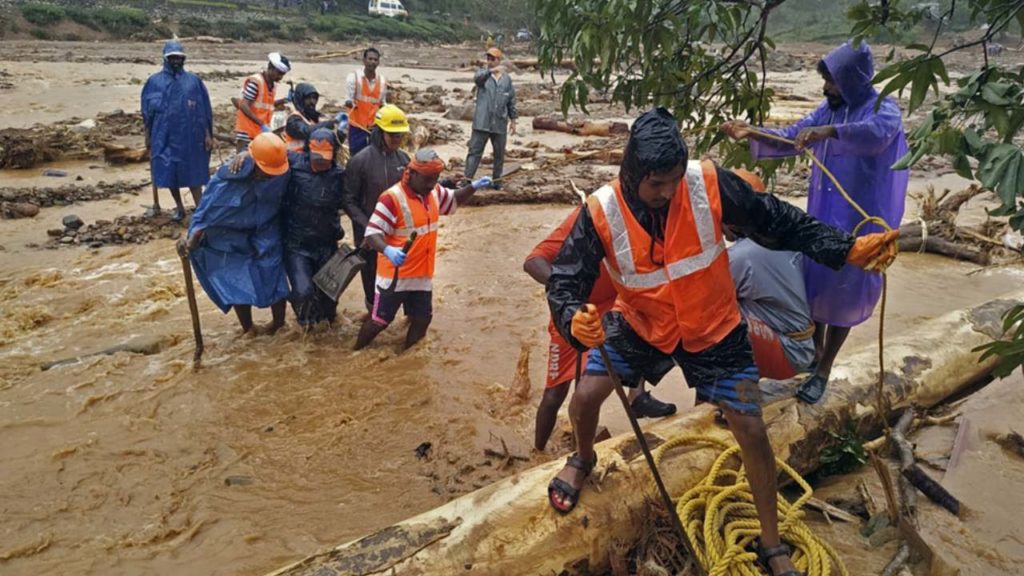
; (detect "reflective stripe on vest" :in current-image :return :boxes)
[391,185,441,237]
[235,73,276,138]
[350,72,384,130]
[595,161,724,290]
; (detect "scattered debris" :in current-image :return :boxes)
[415,442,432,460]
[988,430,1024,460]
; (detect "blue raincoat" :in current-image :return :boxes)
[188,157,291,313]
[141,43,213,189]
[751,41,909,327]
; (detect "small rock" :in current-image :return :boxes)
[47,228,63,237]
[62,214,84,230]
[71,118,97,133]
[415,442,432,459]
[60,236,74,244]
[224,475,254,487]
[88,241,103,249]
[64,228,78,237]
[95,219,112,227]
[2,202,40,219]
[42,169,68,178]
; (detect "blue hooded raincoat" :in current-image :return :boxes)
[751,41,909,327]
[188,157,291,313]
[141,41,214,189]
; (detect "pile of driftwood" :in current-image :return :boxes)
[898,185,1012,266]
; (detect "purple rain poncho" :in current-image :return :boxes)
[750,41,909,327]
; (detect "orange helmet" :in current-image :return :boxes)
[248,133,289,177]
[732,168,765,193]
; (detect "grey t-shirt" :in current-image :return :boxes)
[728,238,814,370]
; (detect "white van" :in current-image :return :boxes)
[368,0,408,18]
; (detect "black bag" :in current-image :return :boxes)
[313,244,365,301]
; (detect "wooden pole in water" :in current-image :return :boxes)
[178,250,203,369]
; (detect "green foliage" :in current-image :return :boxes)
[535,0,777,167]
[65,6,151,36]
[20,3,65,26]
[974,304,1024,377]
[820,423,867,476]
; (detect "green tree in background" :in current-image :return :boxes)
[535,0,1024,226]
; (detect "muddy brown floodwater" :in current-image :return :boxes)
[2,39,1024,576]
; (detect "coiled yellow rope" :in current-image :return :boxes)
[653,435,850,576]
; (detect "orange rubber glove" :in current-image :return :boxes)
[847,230,900,272]
[571,304,605,348]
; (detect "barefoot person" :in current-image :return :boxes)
[141,40,212,221]
[546,108,898,575]
[721,40,908,403]
[180,133,291,335]
[524,205,676,452]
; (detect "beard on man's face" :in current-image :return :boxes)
[825,90,844,110]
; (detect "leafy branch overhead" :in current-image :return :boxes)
[535,0,1024,229]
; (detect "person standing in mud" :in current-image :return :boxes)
[281,127,346,328]
[524,206,677,452]
[354,149,493,351]
[341,104,410,313]
[720,40,908,404]
[463,47,517,189]
[344,47,387,158]
[546,108,899,575]
[234,52,291,151]
[180,133,291,335]
[141,40,213,222]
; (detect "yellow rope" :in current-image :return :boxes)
[653,435,850,576]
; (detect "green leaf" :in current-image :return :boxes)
[909,62,934,112]
[953,153,974,180]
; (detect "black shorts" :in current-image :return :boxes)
[584,312,763,415]
[370,289,432,326]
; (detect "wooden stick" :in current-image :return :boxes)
[858,478,879,518]
[805,497,862,524]
[890,409,918,516]
[880,542,910,576]
[869,451,900,525]
[179,251,204,369]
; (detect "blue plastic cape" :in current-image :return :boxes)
[188,157,291,313]
[141,60,213,189]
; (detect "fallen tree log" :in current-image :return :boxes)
[532,116,630,137]
[102,144,149,165]
[897,221,991,265]
[266,292,1021,576]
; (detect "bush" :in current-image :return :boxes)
[20,4,65,27]
[178,15,212,37]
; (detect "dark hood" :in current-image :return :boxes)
[292,82,321,122]
[822,41,876,108]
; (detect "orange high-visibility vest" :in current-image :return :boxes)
[282,111,315,151]
[350,72,384,131]
[587,160,742,353]
[375,182,441,291]
[234,73,276,139]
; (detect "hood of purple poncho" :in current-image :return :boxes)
[822,41,876,108]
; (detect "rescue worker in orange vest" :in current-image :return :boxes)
[233,52,291,151]
[344,47,387,158]
[283,82,346,152]
[354,150,493,351]
[546,108,898,576]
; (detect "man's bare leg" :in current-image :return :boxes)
[188,185,203,207]
[262,300,286,334]
[723,409,797,575]
[403,316,431,350]
[816,324,851,380]
[233,305,255,334]
[147,184,161,217]
[550,373,614,510]
[169,188,186,221]
[534,381,570,451]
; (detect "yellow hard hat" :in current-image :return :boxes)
[248,133,289,176]
[374,104,410,133]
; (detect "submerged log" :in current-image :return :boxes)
[102,144,149,165]
[266,292,1022,576]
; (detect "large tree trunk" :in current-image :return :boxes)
[266,293,1021,576]
[532,116,630,137]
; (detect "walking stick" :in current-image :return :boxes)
[596,344,705,576]
[178,249,204,369]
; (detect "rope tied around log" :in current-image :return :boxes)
[652,435,849,576]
